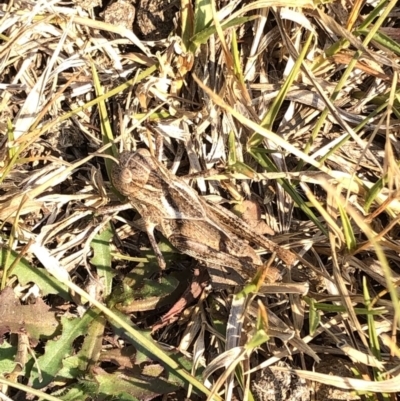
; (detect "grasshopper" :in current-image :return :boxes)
[111,149,296,279]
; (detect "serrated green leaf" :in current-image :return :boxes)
[113,393,139,401]
[53,379,99,400]
[78,314,107,371]
[92,367,179,400]
[112,276,179,313]
[0,248,69,298]
[55,355,82,381]
[53,385,87,401]
[31,309,99,388]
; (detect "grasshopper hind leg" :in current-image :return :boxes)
[144,222,166,269]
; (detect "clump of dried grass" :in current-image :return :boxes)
[0,0,399,400]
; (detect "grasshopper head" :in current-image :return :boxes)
[111,149,153,196]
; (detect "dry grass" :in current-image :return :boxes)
[0,0,400,400]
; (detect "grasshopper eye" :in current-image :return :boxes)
[120,167,133,184]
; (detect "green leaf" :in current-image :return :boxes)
[91,224,114,296]
[356,28,400,56]
[231,29,243,83]
[252,32,314,146]
[364,177,384,213]
[114,393,139,401]
[141,237,185,267]
[181,0,194,50]
[337,202,357,251]
[55,355,82,381]
[108,308,161,365]
[227,131,237,165]
[111,276,180,313]
[90,367,179,400]
[247,329,270,349]
[0,342,19,375]
[78,314,107,372]
[91,61,118,168]
[249,149,329,236]
[228,132,257,177]
[304,297,385,315]
[108,309,197,385]
[0,247,69,298]
[190,16,257,50]
[363,277,382,367]
[53,385,87,401]
[31,310,99,388]
[230,161,257,178]
[308,297,320,336]
[7,118,15,158]
[53,379,99,400]
[60,266,217,399]
[193,0,213,36]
